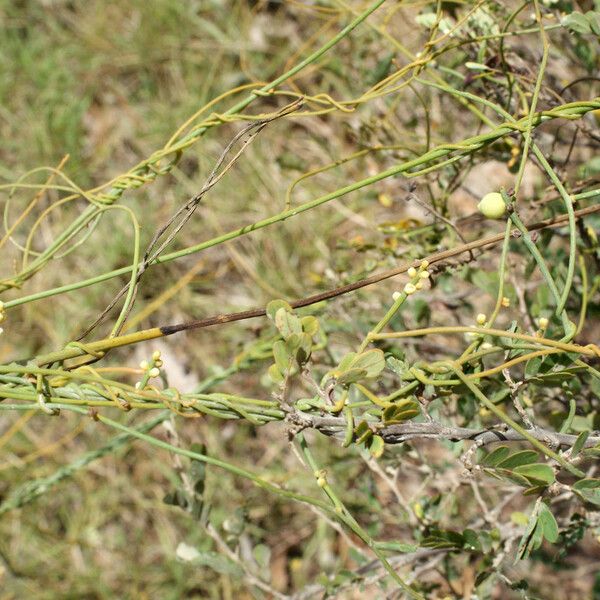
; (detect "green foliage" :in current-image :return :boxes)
[330,349,386,385]
[572,479,600,506]
[480,447,555,489]
[517,502,560,561]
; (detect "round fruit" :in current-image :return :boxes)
[478,192,506,219]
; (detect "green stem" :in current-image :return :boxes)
[297,434,423,599]
[6,101,598,312]
[504,193,574,338]
[1,0,388,293]
[445,363,583,477]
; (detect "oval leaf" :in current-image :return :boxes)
[497,450,538,469]
[572,478,600,506]
[513,463,555,486]
[480,446,510,467]
[538,504,559,543]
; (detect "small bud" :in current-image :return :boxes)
[538,317,549,329]
[419,270,430,279]
[407,266,417,278]
[148,367,160,378]
[134,382,142,390]
[154,360,163,368]
[152,350,161,360]
[404,283,416,295]
[420,260,430,269]
[415,281,423,290]
[476,313,487,325]
[392,291,401,301]
[501,297,510,308]
[139,360,149,370]
[481,342,493,350]
[317,477,327,488]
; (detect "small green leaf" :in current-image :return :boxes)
[382,400,420,424]
[516,507,543,561]
[301,315,319,336]
[350,349,386,378]
[266,299,292,321]
[480,445,510,467]
[383,405,397,422]
[562,11,592,35]
[275,307,302,339]
[525,356,544,378]
[572,478,600,506]
[497,450,538,469]
[587,11,600,36]
[354,420,370,438]
[386,356,408,377]
[337,352,357,372]
[273,340,290,373]
[332,350,385,385]
[571,430,590,459]
[493,468,533,487]
[421,529,464,549]
[581,445,600,458]
[368,434,385,458]
[513,463,555,486]
[356,427,373,445]
[336,368,368,385]
[538,504,559,543]
[462,529,481,551]
[523,484,546,496]
[268,363,284,383]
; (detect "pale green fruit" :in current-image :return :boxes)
[478,192,506,219]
